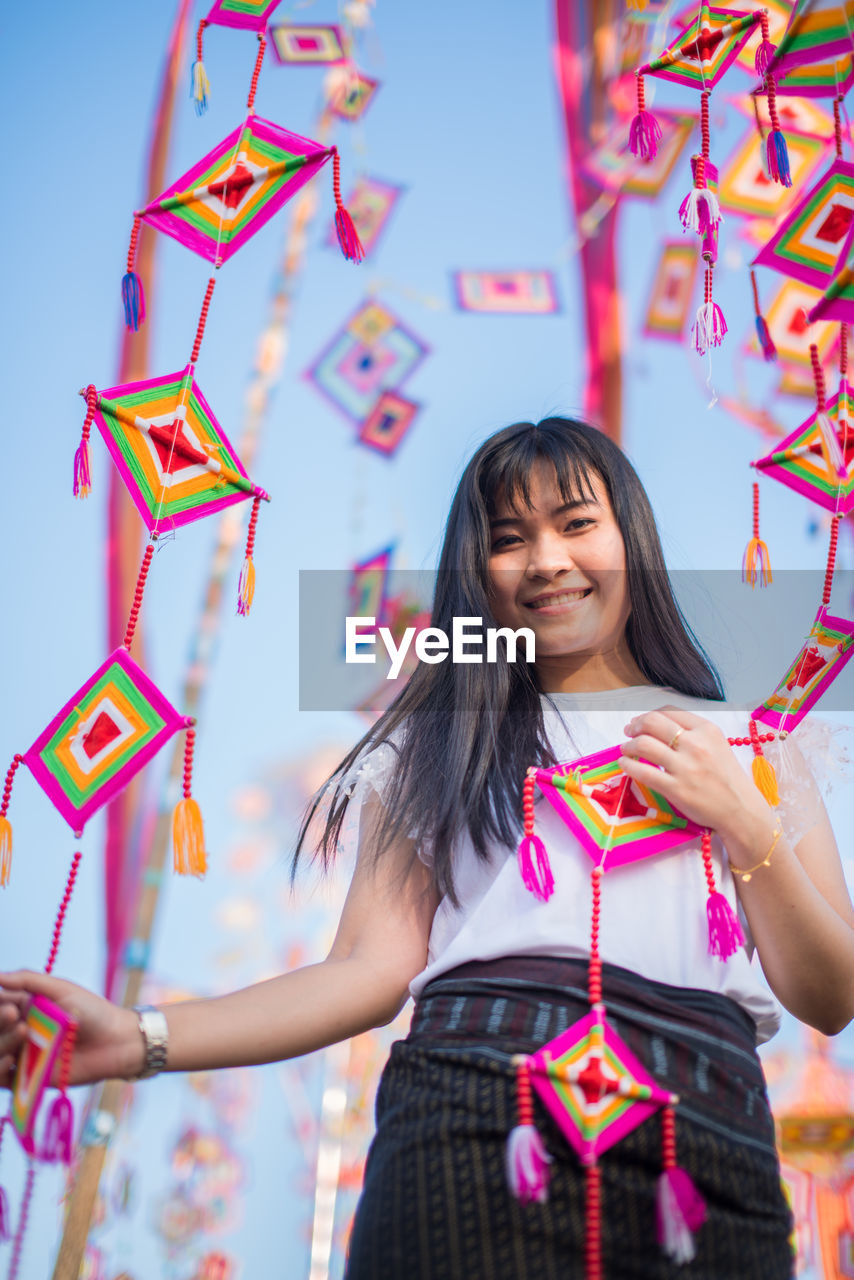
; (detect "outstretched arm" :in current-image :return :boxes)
[0,792,439,1086]
[619,705,854,1037]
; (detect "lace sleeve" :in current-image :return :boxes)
[763,716,852,848]
[335,737,432,866]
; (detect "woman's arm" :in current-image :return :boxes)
[619,705,854,1036]
[0,792,440,1086]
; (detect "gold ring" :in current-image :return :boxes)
[668,728,685,751]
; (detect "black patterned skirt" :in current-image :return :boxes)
[344,956,794,1280]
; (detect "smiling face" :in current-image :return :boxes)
[487,457,647,692]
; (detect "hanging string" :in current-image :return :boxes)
[247,33,266,113]
[6,1163,36,1280]
[123,543,155,651]
[45,852,83,975]
[190,278,217,366]
[835,95,844,159]
[822,516,840,608]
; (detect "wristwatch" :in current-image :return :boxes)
[131,1005,169,1079]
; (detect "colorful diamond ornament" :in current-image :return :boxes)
[753,159,854,290]
[753,606,854,731]
[89,368,269,534]
[534,746,702,869]
[753,388,854,515]
[528,1006,677,1164]
[23,647,190,834]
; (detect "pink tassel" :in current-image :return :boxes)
[41,1094,74,1165]
[656,1167,707,1263]
[678,187,721,235]
[517,834,555,902]
[755,12,776,78]
[629,73,661,161]
[335,207,365,263]
[706,891,746,960]
[73,438,91,499]
[0,1186,10,1243]
[755,40,775,75]
[506,1125,552,1204]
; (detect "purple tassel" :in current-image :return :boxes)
[755,314,777,362]
[656,1167,707,1263]
[706,892,746,960]
[73,438,91,498]
[121,271,146,331]
[41,1094,74,1165]
[0,1186,10,1243]
[755,40,776,77]
[506,1125,552,1204]
[629,110,662,162]
[517,834,555,902]
[335,208,365,263]
[766,130,791,188]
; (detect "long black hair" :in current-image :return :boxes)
[293,418,723,902]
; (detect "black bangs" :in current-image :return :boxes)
[481,422,599,518]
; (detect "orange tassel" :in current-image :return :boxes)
[237,556,256,617]
[0,815,11,887]
[752,754,780,806]
[172,798,207,877]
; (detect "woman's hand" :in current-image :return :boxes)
[617,704,771,840]
[0,971,141,1089]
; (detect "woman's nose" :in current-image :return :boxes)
[524,532,575,579]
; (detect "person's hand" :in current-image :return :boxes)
[0,971,143,1089]
[618,704,772,842]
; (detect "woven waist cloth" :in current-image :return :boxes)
[345,955,794,1280]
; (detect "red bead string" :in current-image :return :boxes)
[661,1104,677,1171]
[1,755,23,820]
[332,147,348,213]
[196,17,206,62]
[516,1061,533,1125]
[841,323,849,377]
[247,33,266,112]
[123,543,154,651]
[701,828,717,897]
[45,851,82,975]
[699,90,711,166]
[823,517,840,606]
[727,732,778,747]
[636,72,646,114]
[811,343,827,411]
[57,1021,77,1095]
[751,480,761,539]
[522,770,536,837]
[127,214,141,274]
[585,1163,603,1280]
[835,96,844,159]
[748,718,765,759]
[190,277,217,365]
[6,1163,36,1280]
[183,724,197,800]
[766,68,782,133]
[750,270,762,319]
[589,866,603,1007]
[80,385,97,445]
[759,10,770,43]
[244,493,261,557]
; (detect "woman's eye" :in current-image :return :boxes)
[566,518,594,531]
[491,534,522,550]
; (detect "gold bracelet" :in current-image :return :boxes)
[729,823,783,883]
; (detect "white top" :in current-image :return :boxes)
[345,685,828,1044]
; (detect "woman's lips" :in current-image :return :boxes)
[524,588,593,615]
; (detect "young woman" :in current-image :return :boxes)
[2,418,853,1278]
